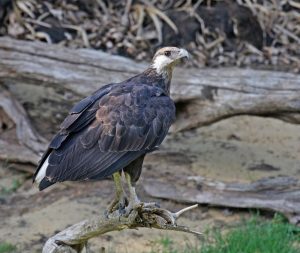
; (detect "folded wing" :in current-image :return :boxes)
[33,83,175,190]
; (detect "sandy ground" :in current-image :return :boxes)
[0,115,299,252]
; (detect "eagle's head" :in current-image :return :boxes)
[151,47,189,75]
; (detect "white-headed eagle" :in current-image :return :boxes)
[33,47,189,213]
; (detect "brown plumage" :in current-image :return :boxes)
[33,47,188,211]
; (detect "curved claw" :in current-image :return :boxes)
[106,194,128,215]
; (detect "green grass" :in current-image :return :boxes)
[0,242,16,253]
[0,179,22,195]
[148,214,300,253]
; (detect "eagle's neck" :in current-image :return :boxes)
[142,67,172,94]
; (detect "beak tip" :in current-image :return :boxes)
[180,48,190,59]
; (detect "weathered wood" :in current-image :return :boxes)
[0,139,39,165]
[0,90,47,152]
[42,204,201,253]
[0,37,299,135]
[144,176,300,225]
[0,89,47,165]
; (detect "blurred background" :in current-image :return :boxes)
[0,0,299,252]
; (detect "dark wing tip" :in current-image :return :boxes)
[38,178,55,191]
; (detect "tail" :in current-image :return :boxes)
[38,178,55,191]
[33,154,55,191]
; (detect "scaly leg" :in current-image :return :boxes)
[125,172,140,208]
[106,172,127,214]
[124,172,158,214]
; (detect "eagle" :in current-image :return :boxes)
[33,47,189,213]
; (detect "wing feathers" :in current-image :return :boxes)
[35,83,175,188]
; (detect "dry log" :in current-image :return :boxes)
[144,176,300,225]
[0,37,299,136]
[42,204,201,253]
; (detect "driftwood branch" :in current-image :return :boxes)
[42,204,201,253]
[144,176,300,225]
[0,37,299,135]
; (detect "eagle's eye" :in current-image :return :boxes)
[164,51,171,57]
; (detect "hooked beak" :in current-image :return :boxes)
[178,48,189,60]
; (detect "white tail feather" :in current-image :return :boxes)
[34,156,49,184]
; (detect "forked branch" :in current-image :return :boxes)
[42,204,201,253]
